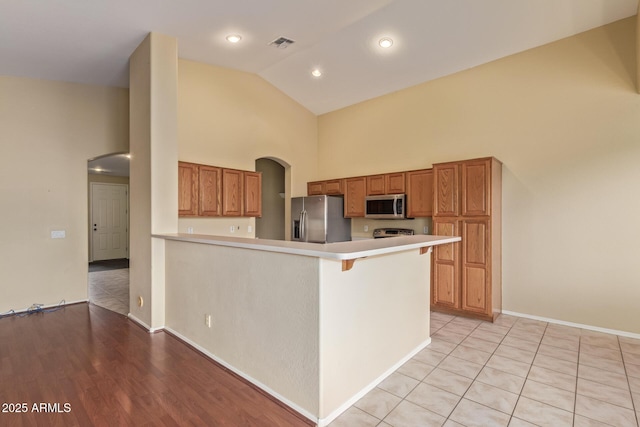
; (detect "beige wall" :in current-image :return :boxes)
[0,76,128,313]
[164,240,321,417]
[177,59,317,237]
[129,33,178,329]
[318,18,640,334]
[162,238,430,424]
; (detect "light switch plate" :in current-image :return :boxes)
[51,230,66,239]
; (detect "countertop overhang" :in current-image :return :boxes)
[153,233,461,262]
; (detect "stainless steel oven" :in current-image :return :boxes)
[372,228,415,238]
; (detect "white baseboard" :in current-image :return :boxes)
[317,337,431,427]
[502,310,640,340]
[163,326,318,425]
[127,313,164,333]
[1,299,88,316]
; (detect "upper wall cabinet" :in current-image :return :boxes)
[307,181,324,196]
[461,159,492,217]
[309,169,439,218]
[178,162,199,216]
[243,171,262,217]
[307,179,344,196]
[433,163,459,217]
[366,175,385,196]
[406,169,433,217]
[199,165,222,217]
[367,173,406,196]
[386,172,406,194]
[433,158,493,217]
[344,177,366,218]
[222,168,243,217]
[178,162,261,218]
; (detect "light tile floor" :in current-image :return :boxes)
[88,268,129,315]
[329,312,640,427]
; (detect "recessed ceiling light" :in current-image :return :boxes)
[378,37,393,48]
[226,34,242,43]
[311,69,322,77]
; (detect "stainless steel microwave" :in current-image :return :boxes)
[365,194,406,219]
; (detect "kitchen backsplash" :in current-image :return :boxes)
[351,217,432,239]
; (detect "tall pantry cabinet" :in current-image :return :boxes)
[432,157,502,321]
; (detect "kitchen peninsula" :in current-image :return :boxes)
[153,233,460,426]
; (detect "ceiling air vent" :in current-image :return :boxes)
[269,36,295,49]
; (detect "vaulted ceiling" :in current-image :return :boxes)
[1,0,637,114]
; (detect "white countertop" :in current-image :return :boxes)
[153,233,461,261]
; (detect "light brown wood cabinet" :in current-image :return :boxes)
[222,168,243,217]
[198,165,221,216]
[432,157,501,321]
[307,181,324,196]
[178,162,261,218]
[462,160,491,216]
[461,218,491,314]
[366,172,406,196]
[243,171,262,217]
[386,172,406,194]
[433,163,459,216]
[178,162,199,216]
[432,218,459,309]
[366,175,386,196]
[406,169,433,217]
[308,169,437,218]
[307,179,344,196]
[344,177,366,217]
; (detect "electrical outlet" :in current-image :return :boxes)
[230,225,235,233]
[364,225,369,232]
[187,227,194,234]
[248,225,252,233]
[205,314,212,328]
[51,230,66,239]
[423,226,429,234]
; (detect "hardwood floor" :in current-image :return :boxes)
[0,303,314,426]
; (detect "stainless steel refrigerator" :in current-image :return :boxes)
[291,196,351,243]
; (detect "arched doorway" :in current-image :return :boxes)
[255,157,287,240]
[87,152,130,315]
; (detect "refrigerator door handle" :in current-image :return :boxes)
[300,210,306,241]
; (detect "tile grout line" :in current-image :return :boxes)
[437,316,518,426]
[332,314,640,427]
[366,315,458,427]
[573,329,581,426]
[619,335,640,427]
[441,318,485,426]
[504,320,545,427]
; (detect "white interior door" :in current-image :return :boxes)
[91,183,128,261]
